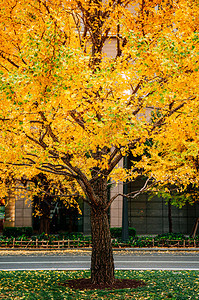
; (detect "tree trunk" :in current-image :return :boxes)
[90,206,115,285]
[39,216,50,234]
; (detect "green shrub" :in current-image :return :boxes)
[59,232,84,240]
[33,232,84,241]
[3,227,33,238]
[129,227,136,237]
[155,232,186,240]
[110,227,136,238]
[130,236,154,247]
[67,232,84,239]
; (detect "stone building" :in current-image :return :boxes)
[1,159,198,236]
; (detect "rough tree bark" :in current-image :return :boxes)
[90,206,114,284]
[90,175,115,284]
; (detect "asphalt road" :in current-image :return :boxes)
[0,251,199,271]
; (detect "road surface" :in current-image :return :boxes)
[0,251,198,271]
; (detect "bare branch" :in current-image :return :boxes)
[35,167,78,177]
[106,152,123,175]
[151,99,193,131]
[25,133,48,149]
[39,127,48,144]
[106,138,141,175]
[0,52,19,68]
[69,110,85,130]
[61,157,98,207]
[108,147,120,165]
[104,177,155,211]
[38,111,59,143]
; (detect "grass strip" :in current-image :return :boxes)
[0,270,198,299]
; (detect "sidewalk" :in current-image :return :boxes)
[0,247,198,252]
[115,247,199,251]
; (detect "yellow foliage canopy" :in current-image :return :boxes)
[0,0,198,206]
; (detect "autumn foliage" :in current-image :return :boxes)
[0,0,198,285]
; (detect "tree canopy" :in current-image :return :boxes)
[0,0,198,285]
[0,0,198,194]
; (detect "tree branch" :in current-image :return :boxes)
[104,177,154,211]
[0,52,19,68]
[38,111,59,143]
[151,99,193,131]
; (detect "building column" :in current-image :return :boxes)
[4,189,15,227]
[110,159,123,228]
[15,185,32,227]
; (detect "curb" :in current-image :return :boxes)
[0,247,198,251]
[119,248,199,251]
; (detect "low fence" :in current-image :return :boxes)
[0,238,198,249]
[117,239,199,248]
[0,238,91,249]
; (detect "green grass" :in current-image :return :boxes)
[0,270,198,299]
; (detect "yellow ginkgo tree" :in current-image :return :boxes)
[0,0,198,286]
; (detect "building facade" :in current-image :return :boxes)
[1,161,198,236]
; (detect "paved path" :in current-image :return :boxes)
[0,250,198,271]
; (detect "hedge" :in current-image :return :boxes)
[110,227,136,238]
[3,227,33,238]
